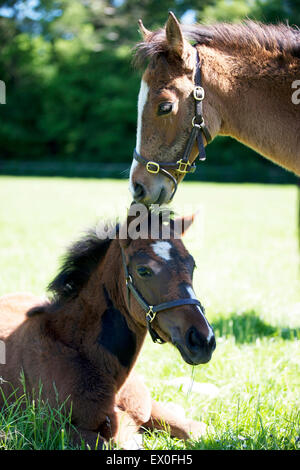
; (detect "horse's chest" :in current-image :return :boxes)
[97,298,136,369]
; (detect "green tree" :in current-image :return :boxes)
[0,0,298,181]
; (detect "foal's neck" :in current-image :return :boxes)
[201,45,300,175]
[44,241,146,381]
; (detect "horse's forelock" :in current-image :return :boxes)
[133,29,168,69]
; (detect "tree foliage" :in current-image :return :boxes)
[0,0,298,179]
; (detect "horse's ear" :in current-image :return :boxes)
[119,202,150,247]
[173,212,198,238]
[166,11,186,58]
[138,19,151,40]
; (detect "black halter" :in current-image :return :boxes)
[121,247,202,344]
[133,47,212,201]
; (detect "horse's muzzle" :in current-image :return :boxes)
[132,180,171,206]
[173,326,216,365]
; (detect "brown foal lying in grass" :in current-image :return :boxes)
[0,208,215,449]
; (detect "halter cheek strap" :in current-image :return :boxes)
[121,248,202,344]
[133,47,212,201]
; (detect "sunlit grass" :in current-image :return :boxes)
[0,176,299,450]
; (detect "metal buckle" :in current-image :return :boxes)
[146,161,160,174]
[176,159,192,174]
[193,86,205,101]
[192,116,205,128]
[146,306,156,323]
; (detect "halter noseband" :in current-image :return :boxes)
[133,46,212,201]
[121,247,202,344]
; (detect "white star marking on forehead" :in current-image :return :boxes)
[151,241,172,261]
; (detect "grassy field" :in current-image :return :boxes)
[0,176,299,450]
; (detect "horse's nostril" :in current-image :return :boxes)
[209,335,216,351]
[186,327,216,355]
[186,326,206,352]
[133,182,146,202]
[188,328,198,348]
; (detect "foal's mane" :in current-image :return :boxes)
[48,231,115,303]
[27,208,177,316]
[134,20,300,67]
[27,223,118,316]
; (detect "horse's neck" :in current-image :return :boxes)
[202,46,300,175]
[43,242,146,380]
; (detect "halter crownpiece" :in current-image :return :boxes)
[133,46,212,201]
[121,247,203,344]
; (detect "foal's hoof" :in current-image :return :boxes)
[187,420,207,440]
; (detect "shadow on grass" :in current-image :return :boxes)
[212,311,300,344]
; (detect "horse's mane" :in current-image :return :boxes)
[27,222,118,316]
[134,20,300,67]
[48,225,118,303]
[27,207,177,317]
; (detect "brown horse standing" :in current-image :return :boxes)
[0,208,215,449]
[129,12,300,205]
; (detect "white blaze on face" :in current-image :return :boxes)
[129,78,149,194]
[186,286,214,342]
[151,241,172,261]
[136,79,149,153]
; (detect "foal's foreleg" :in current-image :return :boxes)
[116,373,152,425]
[70,408,142,450]
[117,374,206,442]
[142,400,206,441]
[113,407,143,449]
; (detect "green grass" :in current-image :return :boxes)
[0,176,299,450]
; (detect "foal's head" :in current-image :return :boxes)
[130,12,219,206]
[119,208,215,365]
[32,206,215,366]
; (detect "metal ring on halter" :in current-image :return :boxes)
[146,306,156,323]
[193,86,205,101]
[192,116,205,128]
[121,247,204,344]
[131,47,212,202]
[146,161,160,174]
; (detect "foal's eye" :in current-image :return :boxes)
[157,102,173,116]
[137,266,153,278]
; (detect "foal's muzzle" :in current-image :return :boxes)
[173,326,216,366]
[186,326,216,364]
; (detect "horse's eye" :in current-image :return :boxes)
[157,102,173,116]
[137,266,153,278]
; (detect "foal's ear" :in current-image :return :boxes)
[173,212,197,238]
[166,11,186,59]
[138,19,151,40]
[119,202,150,248]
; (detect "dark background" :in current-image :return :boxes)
[0,0,299,183]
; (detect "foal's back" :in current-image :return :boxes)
[0,293,43,339]
[0,293,45,399]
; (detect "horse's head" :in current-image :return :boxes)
[119,206,215,365]
[130,12,220,206]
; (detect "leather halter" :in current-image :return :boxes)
[121,247,202,344]
[133,47,212,201]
